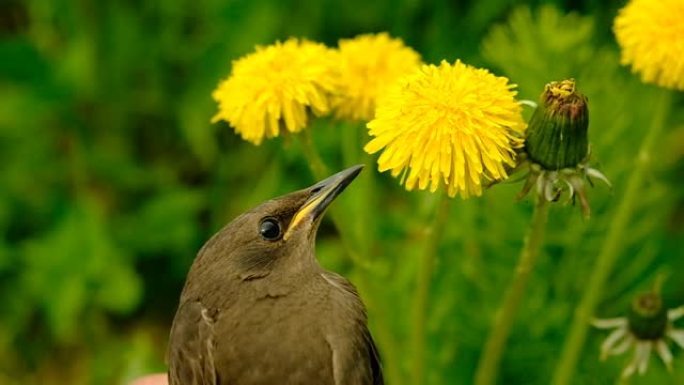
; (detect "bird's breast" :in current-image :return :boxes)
[212,277,345,384]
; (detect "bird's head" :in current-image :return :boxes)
[191,165,363,283]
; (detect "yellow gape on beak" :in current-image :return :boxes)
[283,165,363,241]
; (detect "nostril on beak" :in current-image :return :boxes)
[310,185,323,195]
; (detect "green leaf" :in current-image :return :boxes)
[481,5,595,97]
[20,203,142,341]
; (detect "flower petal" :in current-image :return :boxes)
[622,346,639,378]
[600,327,629,360]
[655,340,673,371]
[668,305,684,321]
[636,341,652,375]
[609,333,634,357]
[592,317,628,329]
[667,328,684,349]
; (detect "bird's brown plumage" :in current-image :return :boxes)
[167,166,383,385]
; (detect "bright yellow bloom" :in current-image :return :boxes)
[365,60,526,198]
[212,39,339,145]
[334,33,422,121]
[613,0,684,90]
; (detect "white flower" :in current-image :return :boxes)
[593,304,684,378]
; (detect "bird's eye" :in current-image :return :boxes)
[259,218,282,241]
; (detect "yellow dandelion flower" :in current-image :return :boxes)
[211,39,339,145]
[613,0,684,90]
[334,32,422,121]
[364,60,526,198]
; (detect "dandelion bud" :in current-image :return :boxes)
[628,292,668,340]
[525,79,589,170]
[515,79,608,217]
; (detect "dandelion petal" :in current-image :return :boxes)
[668,329,684,349]
[636,342,651,375]
[656,340,673,371]
[592,317,629,329]
[667,306,684,321]
[600,327,628,360]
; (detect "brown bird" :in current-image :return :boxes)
[167,165,383,385]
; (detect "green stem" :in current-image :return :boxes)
[474,197,549,385]
[297,130,371,271]
[551,89,672,385]
[299,129,329,179]
[411,193,452,385]
[341,121,369,256]
[461,200,483,283]
[341,121,358,166]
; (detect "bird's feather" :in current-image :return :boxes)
[322,272,384,385]
[167,301,218,385]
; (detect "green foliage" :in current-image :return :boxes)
[482,5,597,97]
[1,1,683,384]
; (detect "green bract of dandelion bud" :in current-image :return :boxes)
[628,292,668,340]
[525,79,589,170]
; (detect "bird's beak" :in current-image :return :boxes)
[283,165,364,241]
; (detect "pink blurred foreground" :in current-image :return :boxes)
[129,373,168,385]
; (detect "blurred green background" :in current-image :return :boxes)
[1,0,683,384]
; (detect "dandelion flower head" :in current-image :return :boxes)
[365,60,526,198]
[334,32,422,121]
[613,0,684,90]
[212,38,339,145]
[593,293,684,378]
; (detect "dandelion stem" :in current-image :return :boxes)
[299,129,329,179]
[341,122,372,256]
[412,193,452,385]
[474,197,549,385]
[551,89,672,385]
[297,130,372,270]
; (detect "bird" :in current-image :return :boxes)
[167,165,383,385]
